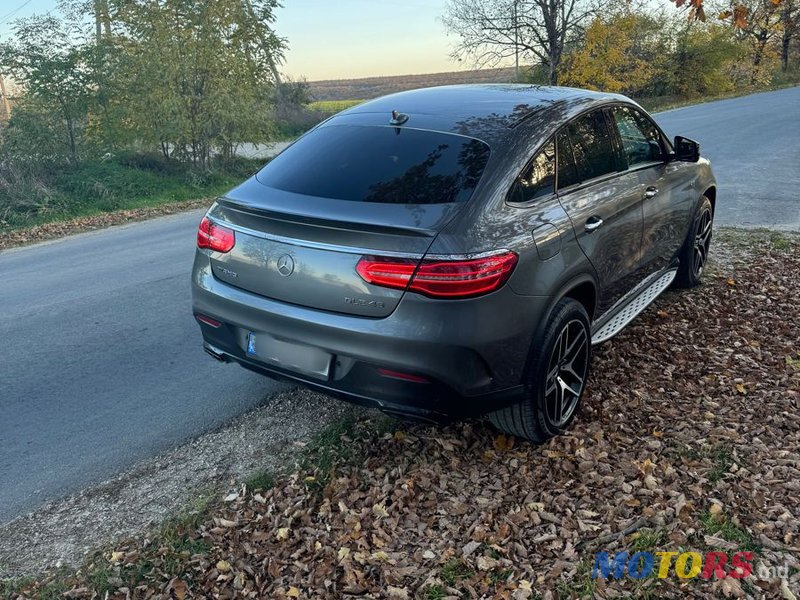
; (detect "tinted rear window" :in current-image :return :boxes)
[256,125,490,204]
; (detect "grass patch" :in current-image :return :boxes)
[159,492,215,541]
[672,442,735,483]
[27,579,69,600]
[1,569,73,600]
[422,585,447,600]
[299,409,395,493]
[308,99,363,113]
[700,511,760,552]
[707,445,734,484]
[86,564,114,597]
[300,410,360,492]
[488,567,513,584]
[770,231,792,250]
[555,560,595,599]
[439,559,474,586]
[245,470,275,492]
[0,576,36,599]
[631,528,665,552]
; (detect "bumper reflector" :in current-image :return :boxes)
[378,368,430,384]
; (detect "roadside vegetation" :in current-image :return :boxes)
[2,229,798,598]
[0,155,263,231]
[0,0,287,234]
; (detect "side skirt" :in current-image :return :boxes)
[591,268,678,345]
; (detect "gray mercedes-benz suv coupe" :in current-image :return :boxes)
[191,84,716,442]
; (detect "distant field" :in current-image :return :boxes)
[308,99,363,113]
[308,66,518,102]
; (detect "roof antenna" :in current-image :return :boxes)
[390,110,409,126]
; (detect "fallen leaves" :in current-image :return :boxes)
[0,198,213,251]
[215,559,231,572]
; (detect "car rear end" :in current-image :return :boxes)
[191,119,544,421]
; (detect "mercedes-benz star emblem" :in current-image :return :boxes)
[276,254,295,277]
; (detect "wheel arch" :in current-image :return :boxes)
[553,274,599,323]
[704,186,717,215]
[516,271,598,390]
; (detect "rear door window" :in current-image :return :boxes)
[611,106,665,167]
[509,138,556,203]
[556,131,580,190]
[255,124,491,204]
[566,110,618,182]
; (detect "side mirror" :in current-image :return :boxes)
[673,136,700,162]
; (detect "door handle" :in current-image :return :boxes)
[585,216,604,233]
[644,186,658,199]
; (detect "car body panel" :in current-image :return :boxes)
[191,84,717,421]
[192,252,550,396]
[557,171,644,315]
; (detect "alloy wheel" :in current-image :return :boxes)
[693,208,713,277]
[544,319,589,428]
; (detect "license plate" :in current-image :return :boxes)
[246,332,331,380]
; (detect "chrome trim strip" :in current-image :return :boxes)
[211,218,424,259]
[425,249,514,260]
[212,218,513,262]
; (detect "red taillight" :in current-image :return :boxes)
[356,257,417,290]
[356,251,518,299]
[197,216,235,253]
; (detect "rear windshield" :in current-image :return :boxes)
[255,124,490,204]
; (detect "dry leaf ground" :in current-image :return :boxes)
[2,228,799,600]
[0,199,212,252]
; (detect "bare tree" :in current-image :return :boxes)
[442,0,594,84]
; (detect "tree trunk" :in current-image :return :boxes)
[751,32,768,84]
[0,74,11,120]
[781,2,794,71]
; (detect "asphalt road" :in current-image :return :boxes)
[0,212,284,524]
[1,87,798,525]
[655,86,800,230]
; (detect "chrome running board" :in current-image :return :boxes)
[591,268,677,345]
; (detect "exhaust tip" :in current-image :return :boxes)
[203,344,228,362]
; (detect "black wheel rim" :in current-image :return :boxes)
[693,208,713,277]
[544,319,589,428]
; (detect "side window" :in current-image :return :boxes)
[611,106,664,167]
[556,131,579,190]
[511,138,555,203]
[566,110,617,182]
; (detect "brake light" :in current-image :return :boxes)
[356,251,517,299]
[197,217,235,253]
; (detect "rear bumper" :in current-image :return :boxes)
[191,254,550,419]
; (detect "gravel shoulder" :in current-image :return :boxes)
[0,389,359,578]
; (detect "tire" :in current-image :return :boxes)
[674,195,714,289]
[489,298,591,443]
